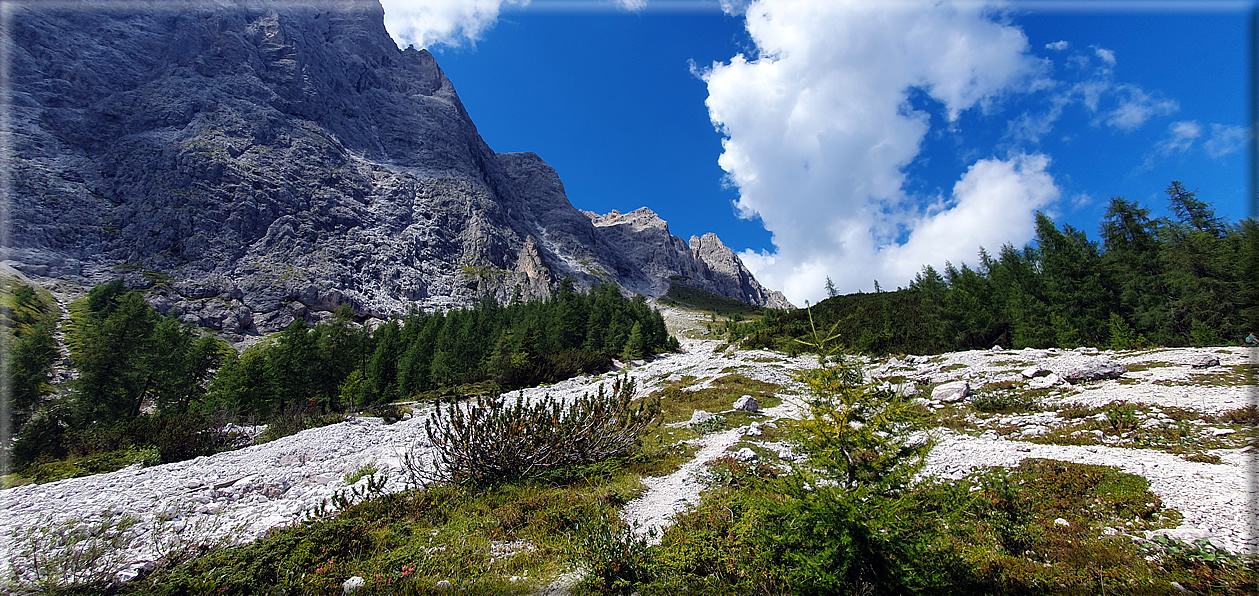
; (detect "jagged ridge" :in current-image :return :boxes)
[7,0,790,335]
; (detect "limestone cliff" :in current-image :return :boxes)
[7,0,790,334]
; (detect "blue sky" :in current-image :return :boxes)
[380,0,1254,305]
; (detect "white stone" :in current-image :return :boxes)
[1054,518,1070,527]
[343,576,365,594]
[932,380,971,403]
[732,395,760,412]
[1055,356,1125,382]
[687,410,714,428]
[733,448,758,462]
[1189,354,1220,369]
[1021,365,1045,379]
[1027,374,1061,390]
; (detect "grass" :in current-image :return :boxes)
[120,449,684,595]
[658,283,764,318]
[1021,401,1258,453]
[14,446,160,484]
[0,276,60,335]
[630,457,1255,594]
[1150,365,1257,387]
[651,374,783,427]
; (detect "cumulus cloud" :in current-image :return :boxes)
[1203,123,1250,158]
[380,0,529,49]
[1093,46,1116,65]
[1045,40,1069,51]
[877,154,1059,284]
[702,0,1052,304]
[614,0,648,10]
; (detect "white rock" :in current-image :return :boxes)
[1027,373,1061,390]
[687,410,714,428]
[1212,428,1236,437]
[1021,425,1049,437]
[435,579,452,591]
[343,576,365,594]
[733,448,758,462]
[1021,365,1045,379]
[1189,354,1220,369]
[745,422,763,437]
[932,380,971,403]
[732,395,760,412]
[1054,518,1070,527]
[1055,357,1126,382]
[1149,527,1213,543]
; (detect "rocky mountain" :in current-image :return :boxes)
[6,0,790,336]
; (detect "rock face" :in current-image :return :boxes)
[7,0,789,334]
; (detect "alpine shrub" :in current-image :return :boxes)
[425,377,659,485]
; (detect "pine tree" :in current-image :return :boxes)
[623,322,645,360]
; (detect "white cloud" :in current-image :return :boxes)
[1045,40,1069,51]
[1137,120,1201,171]
[380,0,529,49]
[1160,120,1202,153]
[1203,123,1250,158]
[702,0,1050,304]
[878,154,1059,284]
[1006,46,1178,146]
[615,0,648,10]
[1103,84,1178,131]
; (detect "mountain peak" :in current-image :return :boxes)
[9,0,791,335]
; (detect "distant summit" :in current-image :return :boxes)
[8,0,790,334]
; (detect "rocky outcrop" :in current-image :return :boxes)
[6,0,789,334]
[585,209,794,309]
[689,233,793,309]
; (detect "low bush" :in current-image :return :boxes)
[425,377,659,486]
[971,391,1037,413]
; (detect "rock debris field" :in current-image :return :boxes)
[1,340,1255,585]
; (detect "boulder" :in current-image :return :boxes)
[1027,373,1061,390]
[1189,354,1220,369]
[733,447,759,462]
[732,395,760,412]
[687,410,714,428]
[1055,357,1126,383]
[1021,365,1047,379]
[931,380,971,403]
